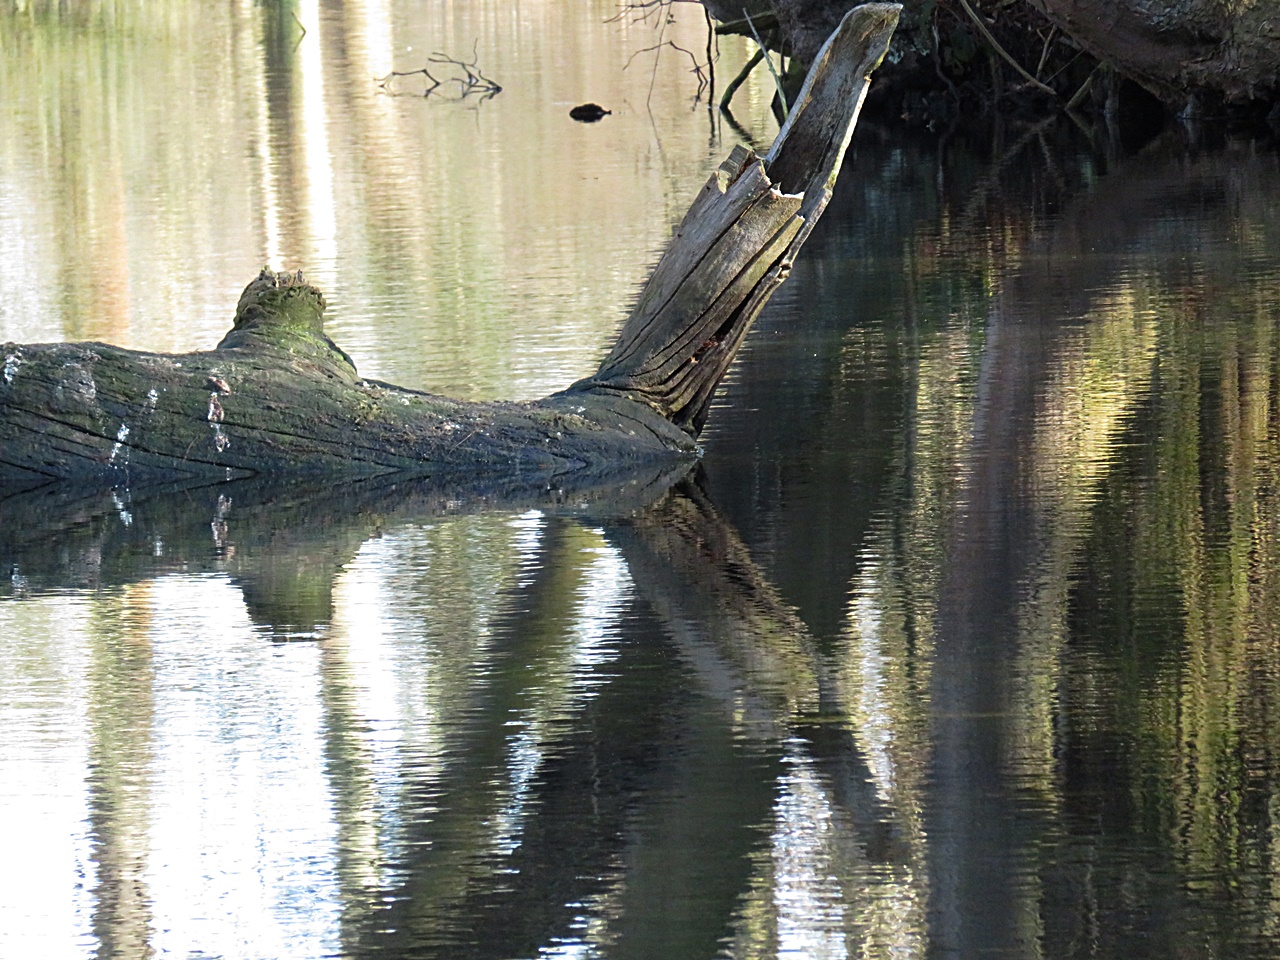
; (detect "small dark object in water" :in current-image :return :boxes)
[570,103,611,122]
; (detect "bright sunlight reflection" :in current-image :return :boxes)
[0,577,342,960]
[297,0,339,278]
[773,750,849,959]
[0,599,96,960]
[144,576,340,959]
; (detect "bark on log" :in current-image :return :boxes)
[0,5,900,490]
[1029,0,1280,111]
[709,0,1278,121]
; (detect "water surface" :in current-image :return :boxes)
[4,2,1280,958]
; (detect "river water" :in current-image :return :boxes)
[3,2,1280,958]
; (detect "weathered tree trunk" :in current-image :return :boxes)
[0,5,901,489]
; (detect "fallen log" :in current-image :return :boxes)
[1028,0,1280,114]
[0,4,900,489]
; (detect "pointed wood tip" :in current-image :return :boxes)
[765,3,901,199]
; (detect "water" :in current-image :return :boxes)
[4,2,1280,958]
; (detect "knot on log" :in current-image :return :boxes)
[216,267,357,378]
[231,267,327,336]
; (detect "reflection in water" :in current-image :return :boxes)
[142,578,340,958]
[698,127,1280,957]
[295,0,338,277]
[4,2,1280,957]
[0,600,98,956]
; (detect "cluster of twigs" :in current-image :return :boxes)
[929,0,1086,106]
[609,0,1104,127]
[376,49,502,101]
[625,38,712,101]
[613,0,716,106]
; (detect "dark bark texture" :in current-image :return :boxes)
[708,0,1279,124]
[1029,0,1280,111]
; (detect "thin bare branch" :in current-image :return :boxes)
[953,0,1057,97]
[606,0,701,25]
[743,8,786,114]
[624,39,712,102]
[376,45,502,101]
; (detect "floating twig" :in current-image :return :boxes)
[376,45,502,101]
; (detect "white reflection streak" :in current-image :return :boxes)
[540,933,606,960]
[143,576,340,960]
[773,751,847,960]
[328,537,445,890]
[351,0,395,79]
[0,600,96,960]
[0,181,58,343]
[327,517,541,891]
[245,0,281,267]
[297,0,338,272]
[845,560,898,803]
[491,540,630,859]
[511,510,548,583]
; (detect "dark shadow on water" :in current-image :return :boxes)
[0,462,692,616]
